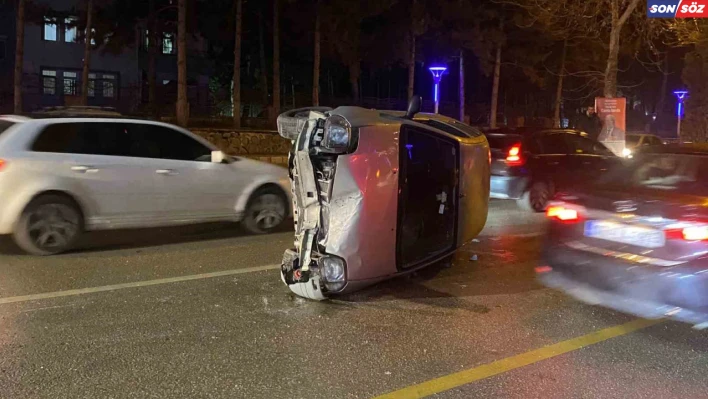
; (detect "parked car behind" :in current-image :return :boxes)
[624,133,664,157]
[538,144,708,327]
[486,128,623,212]
[0,114,291,255]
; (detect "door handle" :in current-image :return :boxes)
[71,165,99,173]
[156,169,178,176]
[582,161,592,165]
[547,161,559,166]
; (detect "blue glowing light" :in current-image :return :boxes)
[428,65,447,114]
[674,90,688,117]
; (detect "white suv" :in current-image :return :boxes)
[0,116,291,255]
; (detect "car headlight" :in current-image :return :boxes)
[318,256,345,283]
[322,115,351,151]
[622,147,632,157]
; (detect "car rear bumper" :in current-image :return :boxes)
[540,241,708,327]
[490,175,527,200]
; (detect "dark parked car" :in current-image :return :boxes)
[486,128,621,211]
[538,144,708,328]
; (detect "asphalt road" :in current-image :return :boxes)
[0,201,707,399]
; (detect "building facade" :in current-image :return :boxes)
[1,0,211,115]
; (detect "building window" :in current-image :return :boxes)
[144,30,150,50]
[102,74,116,98]
[44,17,58,41]
[42,70,57,95]
[63,71,78,95]
[162,33,174,54]
[88,73,96,97]
[64,17,78,43]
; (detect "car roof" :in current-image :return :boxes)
[484,128,584,137]
[639,143,708,156]
[27,106,125,118]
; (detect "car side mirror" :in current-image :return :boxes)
[404,96,422,119]
[211,150,226,163]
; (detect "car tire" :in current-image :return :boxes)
[517,181,551,213]
[242,186,288,235]
[13,194,83,256]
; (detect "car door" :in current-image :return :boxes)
[129,124,247,222]
[529,133,572,190]
[28,121,161,229]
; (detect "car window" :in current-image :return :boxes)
[565,135,614,156]
[598,154,704,194]
[32,122,131,156]
[129,124,212,162]
[565,135,595,154]
[649,136,663,145]
[486,134,522,150]
[537,134,569,155]
[0,120,15,137]
[626,135,640,147]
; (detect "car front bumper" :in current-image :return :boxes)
[490,175,527,200]
[540,241,708,328]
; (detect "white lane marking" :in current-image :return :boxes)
[0,264,281,305]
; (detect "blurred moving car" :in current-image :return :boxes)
[486,128,622,212]
[0,114,290,255]
[539,144,708,328]
[623,133,664,157]
[276,97,490,300]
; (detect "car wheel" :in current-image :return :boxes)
[242,186,287,234]
[13,195,83,256]
[517,181,551,213]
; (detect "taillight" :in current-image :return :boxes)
[0,159,5,171]
[664,223,708,241]
[546,205,579,222]
[682,226,708,241]
[505,143,523,166]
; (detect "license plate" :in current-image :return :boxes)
[584,220,665,248]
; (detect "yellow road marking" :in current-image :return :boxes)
[373,318,662,399]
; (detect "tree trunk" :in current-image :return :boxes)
[553,39,567,128]
[272,0,281,120]
[459,49,465,122]
[657,54,669,115]
[258,9,269,108]
[349,63,360,104]
[490,43,502,128]
[603,28,620,99]
[80,0,94,106]
[312,1,321,106]
[13,0,25,114]
[233,0,243,128]
[603,0,640,99]
[407,34,415,100]
[176,0,188,126]
[148,0,158,118]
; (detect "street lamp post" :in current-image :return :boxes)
[429,66,447,114]
[674,90,688,142]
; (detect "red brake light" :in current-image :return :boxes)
[505,144,524,166]
[546,206,579,221]
[0,159,5,171]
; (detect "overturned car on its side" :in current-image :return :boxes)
[277,98,490,300]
